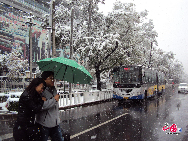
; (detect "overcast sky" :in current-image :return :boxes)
[98,0,188,74]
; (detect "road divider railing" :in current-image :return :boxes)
[58,90,113,108]
[0,90,113,112]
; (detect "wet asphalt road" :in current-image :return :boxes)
[60,87,188,141]
[1,86,188,141]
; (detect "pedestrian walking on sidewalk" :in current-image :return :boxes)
[35,71,64,141]
[13,78,46,141]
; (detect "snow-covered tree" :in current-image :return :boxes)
[50,0,109,89]
[136,19,158,67]
[172,60,184,83]
[105,2,157,67]
[41,0,184,89]
[75,8,124,90]
[54,0,105,49]
[50,1,164,89]
[151,48,183,82]
[0,54,8,76]
[55,1,71,47]
[5,48,28,79]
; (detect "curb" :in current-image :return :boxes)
[0,113,17,119]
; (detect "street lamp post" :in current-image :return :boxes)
[26,12,36,79]
[47,1,52,58]
[46,0,56,58]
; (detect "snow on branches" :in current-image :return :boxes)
[5,48,28,78]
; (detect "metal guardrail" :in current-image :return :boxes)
[58,91,113,108]
[0,88,24,93]
[0,90,113,111]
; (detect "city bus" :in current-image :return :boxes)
[112,65,166,100]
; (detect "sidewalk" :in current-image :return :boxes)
[0,96,114,141]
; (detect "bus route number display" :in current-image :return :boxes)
[123,67,134,71]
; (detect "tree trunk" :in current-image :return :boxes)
[95,66,101,91]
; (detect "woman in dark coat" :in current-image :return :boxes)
[13,78,46,141]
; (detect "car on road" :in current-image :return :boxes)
[178,83,188,93]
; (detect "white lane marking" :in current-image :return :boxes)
[1,113,129,140]
[70,113,129,139]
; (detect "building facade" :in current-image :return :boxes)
[0,0,49,71]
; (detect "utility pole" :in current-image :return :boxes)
[69,4,74,94]
[48,0,56,58]
[52,0,56,57]
[88,0,92,40]
[48,0,52,58]
[149,42,153,68]
[29,17,32,79]
[70,7,74,59]
[86,0,92,92]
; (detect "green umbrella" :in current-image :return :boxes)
[36,57,92,84]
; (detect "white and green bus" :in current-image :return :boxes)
[112,65,166,100]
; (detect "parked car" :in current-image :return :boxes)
[178,83,188,93]
[0,93,9,112]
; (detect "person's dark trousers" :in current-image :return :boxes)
[13,122,41,141]
[13,125,28,141]
[39,124,64,141]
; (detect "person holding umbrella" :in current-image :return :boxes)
[36,56,93,141]
[35,71,64,141]
[13,78,46,141]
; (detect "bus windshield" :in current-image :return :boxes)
[113,69,140,84]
